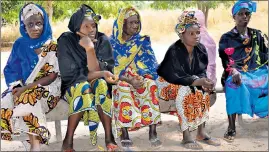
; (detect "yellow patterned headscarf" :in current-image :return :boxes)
[124,8,139,19]
[112,7,141,44]
[175,10,200,37]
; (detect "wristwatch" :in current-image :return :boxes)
[104,62,108,67]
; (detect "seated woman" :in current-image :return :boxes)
[57,4,118,151]
[1,3,61,151]
[219,0,268,142]
[109,7,162,148]
[156,10,220,150]
[194,10,217,107]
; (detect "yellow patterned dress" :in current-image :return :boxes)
[63,78,112,146]
[1,40,61,144]
[109,7,161,137]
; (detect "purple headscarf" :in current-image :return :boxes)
[194,10,217,86]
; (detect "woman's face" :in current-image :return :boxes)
[123,15,139,36]
[24,14,44,39]
[233,8,251,27]
[79,16,97,40]
[181,24,200,47]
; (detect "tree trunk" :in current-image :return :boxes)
[197,1,209,28]
[45,1,53,23]
[204,6,209,28]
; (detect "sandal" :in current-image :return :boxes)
[182,140,203,150]
[224,128,236,142]
[196,136,221,146]
[120,139,134,147]
[149,138,162,148]
[62,148,76,152]
[106,143,119,151]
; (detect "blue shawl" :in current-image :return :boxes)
[4,3,52,86]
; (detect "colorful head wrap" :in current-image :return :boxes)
[21,3,44,21]
[124,8,138,19]
[175,10,200,37]
[84,8,101,24]
[232,0,257,15]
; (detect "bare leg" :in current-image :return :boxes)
[61,112,84,150]
[197,122,210,139]
[149,124,162,147]
[120,127,133,147]
[228,114,236,131]
[30,135,41,151]
[224,114,236,142]
[96,105,117,146]
[182,129,202,149]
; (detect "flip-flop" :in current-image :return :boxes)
[196,136,221,146]
[62,148,76,152]
[181,140,203,150]
[120,139,134,147]
[149,138,162,148]
[106,143,119,151]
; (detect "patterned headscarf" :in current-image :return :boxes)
[175,10,200,37]
[124,8,138,19]
[232,0,257,15]
[84,8,101,24]
[110,7,158,80]
[21,3,44,21]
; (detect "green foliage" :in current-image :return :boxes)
[2,1,134,23]
[149,1,235,10]
[1,0,25,23]
[2,1,236,24]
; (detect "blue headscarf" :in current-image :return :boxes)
[232,0,257,15]
[109,7,159,80]
[4,3,52,86]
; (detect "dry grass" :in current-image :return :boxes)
[1,1,268,47]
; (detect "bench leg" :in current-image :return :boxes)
[55,120,62,142]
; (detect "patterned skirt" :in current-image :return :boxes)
[112,78,161,137]
[1,81,61,144]
[156,77,210,132]
[64,79,112,146]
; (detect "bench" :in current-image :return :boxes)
[46,87,226,142]
[46,99,69,142]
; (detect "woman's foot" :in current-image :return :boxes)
[223,128,236,142]
[61,139,74,151]
[120,139,133,147]
[149,129,162,147]
[120,128,133,147]
[182,140,203,150]
[196,135,221,146]
[106,143,119,151]
[149,124,162,147]
[196,123,221,146]
[105,134,118,151]
[149,137,162,147]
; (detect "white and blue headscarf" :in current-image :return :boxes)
[4,3,52,86]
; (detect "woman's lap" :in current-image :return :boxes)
[225,68,268,117]
[112,78,161,130]
[156,77,210,132]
